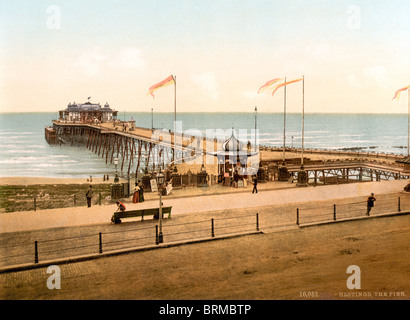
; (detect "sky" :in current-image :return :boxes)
[0,0,409,114]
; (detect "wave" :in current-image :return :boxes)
[0,157,75,164]
[0,132,36,136]
[1,149,37,154]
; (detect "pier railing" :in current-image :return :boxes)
[1,193,410,270]
[260,145,405,161]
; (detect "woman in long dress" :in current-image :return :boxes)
[132,184,140,203]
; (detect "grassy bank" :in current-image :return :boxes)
[0,184,112,213]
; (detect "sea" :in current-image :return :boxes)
[0,112,408,179]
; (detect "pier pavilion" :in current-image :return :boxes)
[58,100,118,123]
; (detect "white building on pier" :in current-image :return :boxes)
[58,99,118,123]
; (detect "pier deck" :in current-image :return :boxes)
[48,121,409,182]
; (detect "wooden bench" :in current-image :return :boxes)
[111,206,172,224]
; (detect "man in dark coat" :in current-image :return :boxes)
[252,176,258,194]
[367,193,376,215]
[138,180,144,202]
[86,185,93,207]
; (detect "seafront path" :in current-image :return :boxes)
[1,179,409,234]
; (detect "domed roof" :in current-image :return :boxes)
[222,130,244,151]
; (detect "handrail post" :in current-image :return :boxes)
[296,208,299,225]
[155,225,159,245]
[34,197,36,212]
[256,213,259,231]
[211,218,215,238]
[99,232,103,253]
[398,197,401,212]
[333,204,337,221]
[34,241,38,263]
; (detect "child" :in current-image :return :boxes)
[116,201,126,212]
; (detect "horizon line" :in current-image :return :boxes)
[1,111,409,115]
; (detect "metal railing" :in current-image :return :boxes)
[295,195,407,226]
[0,213,260,268]
[1,194,409,269]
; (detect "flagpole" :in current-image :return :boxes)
[254,106,257,150]
[408,90,409,156]
[301,75,305,167]
[282,77,286,164]
[174,75,176,162]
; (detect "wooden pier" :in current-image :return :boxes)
[46,120,410,186]
[47,120,220,177]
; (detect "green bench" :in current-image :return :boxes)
[111,206,172,224]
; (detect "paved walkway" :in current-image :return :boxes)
[0,179,408,233]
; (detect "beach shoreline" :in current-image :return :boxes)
[0,176,125,186]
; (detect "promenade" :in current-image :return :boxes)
[1,179,409,233]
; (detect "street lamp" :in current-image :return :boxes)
[114,157,119,183]
[156,170,165,244]
[151,107,154,130]
[254,106,257,152]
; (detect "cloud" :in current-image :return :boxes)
[75,46,147,77]
[363,66,389,88]
[347,65,390,89]
[76,46,108,76]
[109,47,147,71]
[192,72,219,100]
[347,74,362,89]
[241,90,261,100]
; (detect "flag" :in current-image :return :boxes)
[147,75,175,98]
[392,85,410,101]
[257,78,282,94]
[272,78,303,96]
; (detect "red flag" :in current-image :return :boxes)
[272,78,303,96]
[392,85,410,101]
[147,75,175,98]
[257,78,282,94]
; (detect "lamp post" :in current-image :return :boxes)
[156,170,165,243]
[151,107,154,130]
[254,106,257,152]
[297,75,308,187]
[114,157,119,183]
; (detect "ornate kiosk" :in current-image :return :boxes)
[208,130,259,187]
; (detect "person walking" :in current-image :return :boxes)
[367,193,376,215]
[86,185,93,207]
[252,176,258,194]
[234,171,239,188]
